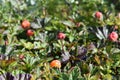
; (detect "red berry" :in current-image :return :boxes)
[5,40,8,45]
[26,29,34,36]
[21,20,30,29]
[76,22,81,27]
[114,25,118,30]
[109,32,118,42]
[50,60,61,68]
[57,32,66,39]
[95,11,102,19]
[19,54,24,60]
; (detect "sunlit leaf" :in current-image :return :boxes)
[94,55,100,65]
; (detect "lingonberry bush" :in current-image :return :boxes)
[0,0,120,80]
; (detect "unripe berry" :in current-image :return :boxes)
[19,54,24,60]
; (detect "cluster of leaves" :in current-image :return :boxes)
[0,0,120,80]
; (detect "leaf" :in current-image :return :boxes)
[37,18,45,27]
[90,27,108,40]
[63,62,71,72]
[31,18,46,29]
[3,30,10,35]
[77,46,87,60]
[24,42,34,50]
[61,73,69,80]
[104,74,112,80]
[5,45,14,55]
[90,74,100,80]
[16,73,32,80]
[31,22,42,29]
[111,48,120,54]
[45,26,54,31]
[61,21,75,27]
[89,64,93,73]
[0,75,5,80]
[0,73,32,80]
[0,59,16,68]
[69,73,73,80]
[33,41,41,49]
[30,0,36,5]
[94,55,100,65]
[44,17,51,24]
[79,61,89,74]
[89,27,102,40]
[5,73,15,80]
[71,67,81,80]
[61,51,70,63]
[95,33,103,40]
[0,54,6,60]
[69,35,74,42]
[103,26,108,38]
[96,27,105,39]
[87,42,96,51]
[35,32,46,42]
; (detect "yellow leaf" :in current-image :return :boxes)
[94,55,100,65]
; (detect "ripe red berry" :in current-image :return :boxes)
[109,32,118,42]
[57,32,66,39]
[50,60,61,68]
[26,29,34,36]
[21,20,30,29]
[95,11,102,19]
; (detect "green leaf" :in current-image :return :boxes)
[31,22,41,29]
[96,27,105,39]
[111,48,120,54]
[90,74,100,80]
[103,26,108,38]
[69,73,73,80]
[104,74,112,80]
[24,42,34,50]
[69,35,74,42]
[61,21,75,27]
[44,17,51,24]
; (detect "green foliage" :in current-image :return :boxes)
[0,0,120,79]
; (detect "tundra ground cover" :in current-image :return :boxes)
[0,0,120,80]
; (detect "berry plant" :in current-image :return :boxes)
[0,0,120,80]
